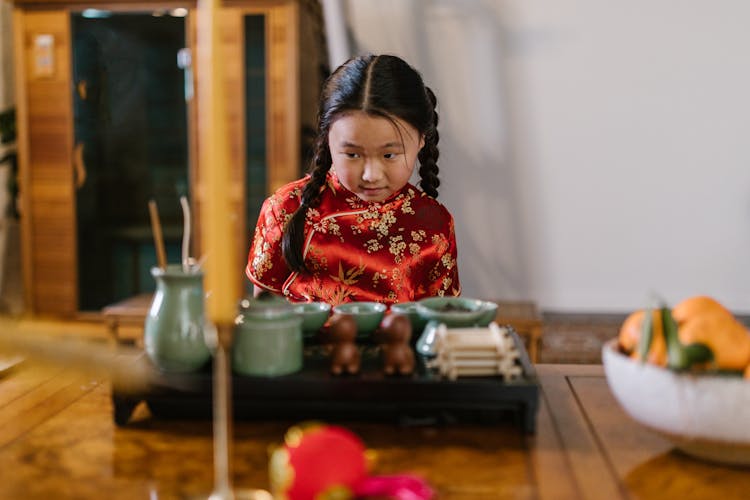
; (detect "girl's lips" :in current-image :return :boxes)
[360,187,387,196]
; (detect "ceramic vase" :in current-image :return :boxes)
[144,265,211,372]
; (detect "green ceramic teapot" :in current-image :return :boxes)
[233,293,303,376]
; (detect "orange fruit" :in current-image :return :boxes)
[677,313,750,371]
[618,309,667,366]
[671,296,750,371]
[618,310,643,353]
[672,296,734,324]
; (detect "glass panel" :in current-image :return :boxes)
[72,12,188,310]
[244,14,266,233]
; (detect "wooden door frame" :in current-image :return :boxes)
[13,7,78,316]
[191,0,299,293]
[13,0,300,315]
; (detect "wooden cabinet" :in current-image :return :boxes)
[12,0,324,316]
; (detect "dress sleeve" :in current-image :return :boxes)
[424,214,461,297]
[245,194,292,293]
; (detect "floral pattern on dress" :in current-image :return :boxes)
[246,171,460,305]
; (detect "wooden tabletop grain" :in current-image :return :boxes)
[0,362,747,499]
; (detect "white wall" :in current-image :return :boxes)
[344,0,750,313]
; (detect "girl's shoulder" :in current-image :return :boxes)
[267,176,308,209]
[407,186,455,221]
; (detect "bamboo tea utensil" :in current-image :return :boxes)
[180,195,192,273]
[148,199,168,270]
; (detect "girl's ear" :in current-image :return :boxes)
[419,134,426,151]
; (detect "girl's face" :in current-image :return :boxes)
[328,111,424,203]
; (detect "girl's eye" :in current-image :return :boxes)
[344,152,360,159]
[384,153,398,160]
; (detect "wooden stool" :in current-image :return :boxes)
[101,293,153,346]
[491,301,543,363]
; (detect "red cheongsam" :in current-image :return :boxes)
[246,171,460,305]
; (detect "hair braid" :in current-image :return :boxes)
[418,86,440,198]
[278,54,442,275]
[281,134,332,272]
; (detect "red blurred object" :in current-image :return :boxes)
[355,474,434,500]
[269,424,369,499]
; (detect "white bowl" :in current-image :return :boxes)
[602,339,750,466]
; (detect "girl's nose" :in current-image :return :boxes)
[361,161,384,183]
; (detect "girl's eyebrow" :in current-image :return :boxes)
[338,141,404,149]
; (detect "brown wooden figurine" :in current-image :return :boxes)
[327,313,361,375]
[378,313,415,375]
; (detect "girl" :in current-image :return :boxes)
[246,54,460,305]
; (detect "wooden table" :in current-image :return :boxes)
[101,293,153,345]
[493,300,543,363]
[0,363,747,499]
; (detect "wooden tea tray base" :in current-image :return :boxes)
[112,329,539,433]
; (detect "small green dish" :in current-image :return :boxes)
[416,296,493,328]
[294,302,332,336]
[332,301,387,336]
[391,301,429,338]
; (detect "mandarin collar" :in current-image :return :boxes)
[326,170,414,209]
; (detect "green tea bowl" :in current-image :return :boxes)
[416,296,495,328]
[294,302,332,336]
[477,300,499,325]
[332,301,387,337]
[391,301,430,338]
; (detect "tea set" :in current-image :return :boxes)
[143,267,502,379]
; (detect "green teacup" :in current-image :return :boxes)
[294,302,331,336]
[391,301,429,338]
[332,301,387,337]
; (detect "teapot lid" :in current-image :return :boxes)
[236,291,295,324]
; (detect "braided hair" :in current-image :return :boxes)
[281,54,441,272]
